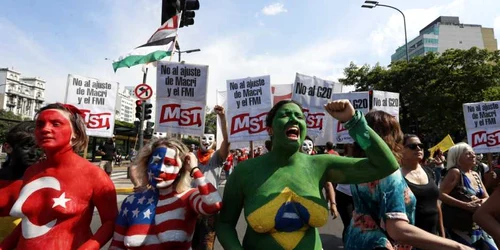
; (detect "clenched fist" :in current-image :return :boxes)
[214,105,225,116]
[324,100,355,123]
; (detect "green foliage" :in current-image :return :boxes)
[182,137,200,147]
[0,110,24,143]
[339,48,500,141]
[204,106,217,134]
[115,120,134,128]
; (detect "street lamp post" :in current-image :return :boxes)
[177,49,201,62]
[362,1,409,62]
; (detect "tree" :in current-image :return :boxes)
[204,106,217,134]
[0,110,25,144]
[339,48,500,144]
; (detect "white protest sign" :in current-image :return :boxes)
[226,75,272,143]
[331,92,370,144]
[292,73,342,137]
[272,84,293,105]
[463,101,500,153]
[156,62,208,136]
[371,90,400,121]
[64,74,118,138]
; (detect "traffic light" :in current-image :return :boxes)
[133,121,141,134]
[161,0,179,25]
[135,100,143,119]
[144,103,153,120]
[180,0,200,28]
[144,121,155,138]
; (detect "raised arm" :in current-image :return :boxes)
[78,171,118,250]
[214,105,230,161]
[189,168,222,215]
[319,100,399,184]
[216,165,244,250]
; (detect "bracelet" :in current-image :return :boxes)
[190,167,200,177]
[330,202,337,205]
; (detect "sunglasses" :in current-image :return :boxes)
[405,143,424,150]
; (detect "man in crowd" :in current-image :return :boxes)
[97,135,116,176]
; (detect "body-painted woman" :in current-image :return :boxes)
[0,122,40,242]
[0,103,117,250]
[216,100,400,250]
[110,138,222,249]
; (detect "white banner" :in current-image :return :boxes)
[64,74,118,138]
[226,75,272,142]
[371,90,400,121]
[463,101,500,153]
[292,73,342,137]
[332,92,370,144]
[156,62,208,136]
[272,84,293,105]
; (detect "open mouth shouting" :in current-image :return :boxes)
[285,126,300,140]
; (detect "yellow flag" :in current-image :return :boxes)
[428,134,455,158]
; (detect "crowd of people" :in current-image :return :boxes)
[0,100,499,250]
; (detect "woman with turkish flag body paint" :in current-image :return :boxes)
[109,138,222,249]
[0,103,118,250]
[192,104,230,250]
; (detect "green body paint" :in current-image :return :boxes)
[216,104,398,250]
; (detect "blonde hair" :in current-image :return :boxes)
[446,142,474,170]
[134,137,192,193]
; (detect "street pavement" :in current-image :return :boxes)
[93,165,345,249]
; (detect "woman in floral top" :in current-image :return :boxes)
[345,110,472,250]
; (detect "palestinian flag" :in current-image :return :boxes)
[112,14,180,72]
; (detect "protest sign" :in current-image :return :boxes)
[64,74,118,137]
[272,84,293,105]
[292,73,342,137]
[156,62,208,136]
[463,101,500,153]
[226,75,272,142]
[371,90,400,121]
[332,92,370,144]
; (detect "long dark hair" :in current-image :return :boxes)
[352,110,403,162]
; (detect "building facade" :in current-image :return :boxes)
[391,16,498,62]
[116,87,139,124]
[0,68,46,119]
[117,86,157,124]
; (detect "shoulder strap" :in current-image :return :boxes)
[422,166,435,181]
[354,184,394,244]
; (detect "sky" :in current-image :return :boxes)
[0,0,499,107]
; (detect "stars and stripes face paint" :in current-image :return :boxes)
[147,146,182,188]
[200,134,215,152]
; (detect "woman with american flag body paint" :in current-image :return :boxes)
[110,138,222,250]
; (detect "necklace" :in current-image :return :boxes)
[405,166,427,185]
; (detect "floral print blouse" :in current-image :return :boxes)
[345,170,416,250]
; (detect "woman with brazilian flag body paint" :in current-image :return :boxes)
[216,99,400,250]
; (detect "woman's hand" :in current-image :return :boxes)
[330,203,339,220]
[183,152,198,173]
[324,100,355,123]
[463,200,482,212]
